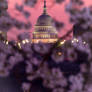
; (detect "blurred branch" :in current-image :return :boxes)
[34,29,73,73]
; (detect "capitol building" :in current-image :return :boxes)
[32,0,58,43]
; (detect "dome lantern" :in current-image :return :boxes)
[43,0,47,14]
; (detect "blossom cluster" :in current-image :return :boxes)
[66,0,92,30]
[0,0,31,32]
[0,33,91,92]
[0,0,92,92]
[0,0,8,16]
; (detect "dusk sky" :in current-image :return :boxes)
[7,0,92,40]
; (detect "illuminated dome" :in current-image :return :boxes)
[32,0,58,43]
[36,14,53,26]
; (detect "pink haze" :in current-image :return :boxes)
[7,0,92,40]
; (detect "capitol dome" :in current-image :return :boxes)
[36,14,53,26]
[32,0,58,43]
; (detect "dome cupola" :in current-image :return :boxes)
[36,0,53,26]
